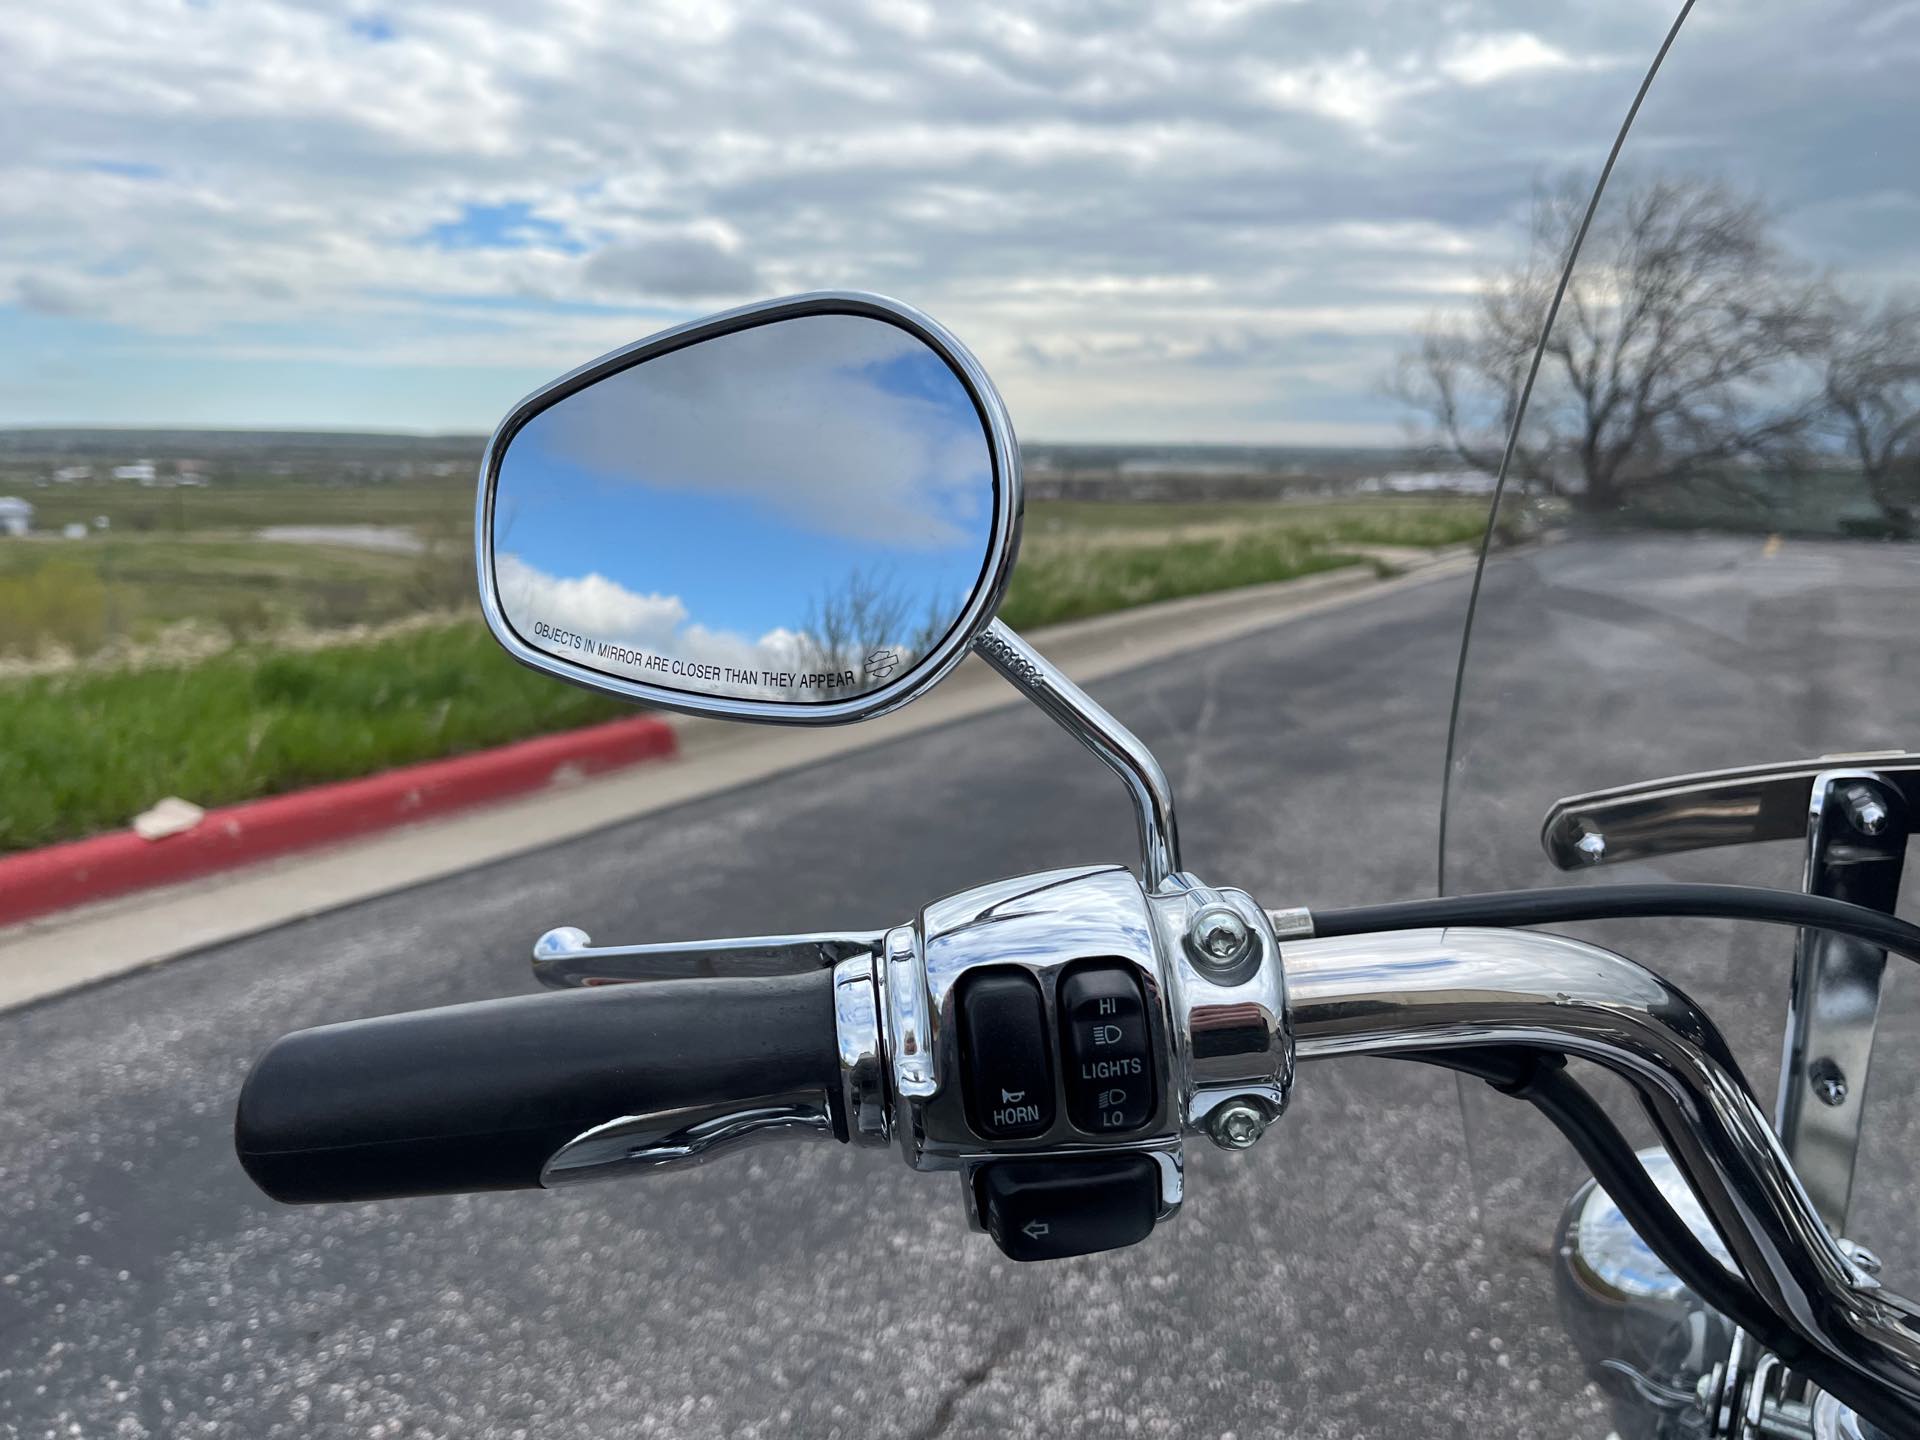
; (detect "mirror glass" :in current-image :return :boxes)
[487,311,1002,708]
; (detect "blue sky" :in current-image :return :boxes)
[2,2,1914,439]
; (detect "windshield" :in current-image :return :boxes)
[1443,0,1920,1294]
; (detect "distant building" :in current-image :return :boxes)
[112,461,157,483]
[0,496,33,537]
[62,522,88,540]
[51,465,92,484]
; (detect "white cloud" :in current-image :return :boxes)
[494,553,688,644]
[15,0,1888,440]
[1439,32,1587,86]
[494,553,924,701]
[1253,52,1421,130]
[581,234,762,300]
[506,312,992,548]
[495,552,798,694]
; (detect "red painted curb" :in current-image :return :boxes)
[0,715,678,928]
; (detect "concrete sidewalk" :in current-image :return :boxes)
[0,550,1474,1010]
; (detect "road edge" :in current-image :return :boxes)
[0,714,677,927]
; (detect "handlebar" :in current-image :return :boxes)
[230,866,1920,1430]
[235,971,841,1203]
[1284,926,1920,1433]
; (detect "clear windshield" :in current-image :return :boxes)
[1443,0,1920,1295]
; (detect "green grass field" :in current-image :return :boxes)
[0,493,1481,852]
[1022,496,1486,544]
[1005,498,1484,627]
[0,509,475,658]
[0,622,626,853]
[17,481,470,535]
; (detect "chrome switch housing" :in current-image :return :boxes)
[838,863,1293,1242]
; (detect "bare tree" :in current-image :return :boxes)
[1818,292,1920,535]
[795,568,912,694]
[906,591,957,660]
[1398,174,1828,511]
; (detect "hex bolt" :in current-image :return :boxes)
[1207,1100,1268,1151]
[1809,1058,1849,1108]
[1189,904,1253,969]
[1842,1240,1884,1276]
[1575,828,1607,862]
[1842,784,1889,837]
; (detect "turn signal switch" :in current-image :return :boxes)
[977,1157,1161,1262]
[833,864,1293,1262]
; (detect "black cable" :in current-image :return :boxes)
[1313,883,1920,966]
[1409,1046,1774,1342]
[1411,1046,1920,1436]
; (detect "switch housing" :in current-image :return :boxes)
[876,865,1291,1261]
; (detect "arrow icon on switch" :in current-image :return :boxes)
[1022,1220,1051,1239]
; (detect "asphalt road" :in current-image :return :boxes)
[7,534,1920,1439]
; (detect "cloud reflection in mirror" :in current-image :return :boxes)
[489,311,998,704]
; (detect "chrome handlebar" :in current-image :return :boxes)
[1286,926,1920,1424]
[521,868,1920,1424]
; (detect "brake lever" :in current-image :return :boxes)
[531,925,884,987]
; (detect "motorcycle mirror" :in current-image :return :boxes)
[476,292,1022,724]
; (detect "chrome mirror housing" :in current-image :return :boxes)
[475,292,1023,726]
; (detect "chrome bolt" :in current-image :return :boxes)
[1207,1100,1268,1151]
[1843,784,1889,837]
[1841,1239,1884,1276]
[1189,904,1253,967]
[1575,829,1607,862]
[1810,1059,1849,1108]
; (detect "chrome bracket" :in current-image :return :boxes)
[1541,756,1912,1235]
[973,619,1180,892]
[1777,772,1906,1233]
[1539,751,1920,869]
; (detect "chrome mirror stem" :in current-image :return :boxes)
[974,619,1180,891]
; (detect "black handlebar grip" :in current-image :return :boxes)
[235,971,842,1204]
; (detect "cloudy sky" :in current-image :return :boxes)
[2,1,1908,440]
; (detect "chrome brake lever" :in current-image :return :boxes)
[531,925,884,988]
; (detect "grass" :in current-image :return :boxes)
[16,481,470,535]
[1023,496,1486,542]
[0,530,474,657]
[0,494,1482,853]
[1000,497,1484,628]
[1000,531,1363,628]
[0,621,624,853]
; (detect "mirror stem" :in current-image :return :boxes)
[973,620,1180,891]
